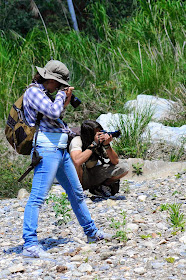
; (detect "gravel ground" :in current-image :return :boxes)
[0,173,186,280]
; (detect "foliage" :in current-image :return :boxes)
[168,203,185,230]
[0,138,32,199]
[160,203,185,231]
[140,234,152,239]
[160,203,170,211]
[165,257,175,264]
[109,211,128,242]
[0,0,70,35]
[0,0,185,119]
[170,137,186,162]
[113,107,153,158]
[132,162,144,175]
[174,173,182,179]
[46,192,72,225]
[121,180,130,194]
[161,84,186,128]
[0,0,137,37]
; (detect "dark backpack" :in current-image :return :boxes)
[5,85,42,155]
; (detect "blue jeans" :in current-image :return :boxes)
[23,147,98,248]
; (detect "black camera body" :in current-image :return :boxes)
[101,130,121,138]
[70,94,81,108]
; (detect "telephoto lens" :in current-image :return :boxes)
[70,94,81,108]
[101,130,121,138]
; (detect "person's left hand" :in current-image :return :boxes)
[95,132,112,145]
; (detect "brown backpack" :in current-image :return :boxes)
[5,85,42,155]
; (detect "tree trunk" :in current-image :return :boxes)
[67,0,79,31]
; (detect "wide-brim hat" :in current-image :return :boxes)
[36,60,70,86]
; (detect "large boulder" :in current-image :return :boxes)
[96,95,186,160]
[124,94,176,121]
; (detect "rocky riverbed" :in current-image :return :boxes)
[0,173,186,280]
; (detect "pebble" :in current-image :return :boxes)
[0,174,185,279]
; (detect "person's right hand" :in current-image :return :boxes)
[94,131,112,145]
[64,87,74,107]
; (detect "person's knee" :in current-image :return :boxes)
[28,195,45,208]
[70,184,85,203]
[116,160,129,177]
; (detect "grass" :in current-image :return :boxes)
[0,1,185,121]
[168,203,185,230]
[113,106,153,158]
[160,203,185,231]
[0,138,33,199]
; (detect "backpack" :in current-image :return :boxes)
[5,85,42,155]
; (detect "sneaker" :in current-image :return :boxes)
[110,180,120,196]
[101,185,112,197]
[94,185,111,197]
[22,245,50,258]
[87,230,113,243]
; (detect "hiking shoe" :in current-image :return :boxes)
[101,185,112,197]
[94,185,111,197]
[110,180,120,196]
[87,230,113,243]
[23,245,50,258]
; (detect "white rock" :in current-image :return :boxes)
[126,223,139,233]
[156,222,168,230]
[78,263,93,272]
[17,188,29,199]
[125,94,175,121]
[134,267,146,275]
[8,264,25,273]
[96,94,186,149]
[138,195,147,202]
[179,233,186,244]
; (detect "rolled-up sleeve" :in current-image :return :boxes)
[26,87,66,119]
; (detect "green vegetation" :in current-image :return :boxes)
[140,234,152,239]
[168,203,185,230]
[0,138,33,199]
[113,107,153,158]
[0,1,185,122]
[121,180,130,194]
[160,203,185,231]
[170,137,186,162]
[109,211,128,242]
[160,203,170,211]
[165,257,175,264]
[132,162,144,175]
[175,173,182,179]
[46,193,72,225]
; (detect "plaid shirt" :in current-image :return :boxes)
[23,82,72,134]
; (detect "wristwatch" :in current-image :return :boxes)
[103,144,111,150]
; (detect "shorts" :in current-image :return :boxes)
[82,159,129,190]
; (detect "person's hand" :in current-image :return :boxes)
[94,132,112,145]
[64,87,74,107]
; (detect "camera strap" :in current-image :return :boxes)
[18,113,43,182]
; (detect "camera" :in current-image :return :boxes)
[70,94,81,108]
[101,130,121,138]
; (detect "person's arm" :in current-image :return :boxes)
[26,86,67,119]
[70,137,97,183]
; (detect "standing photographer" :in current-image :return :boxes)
[69,120,129,197]
[22,60,112,258]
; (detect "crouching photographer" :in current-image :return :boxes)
[69,120,129,197]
